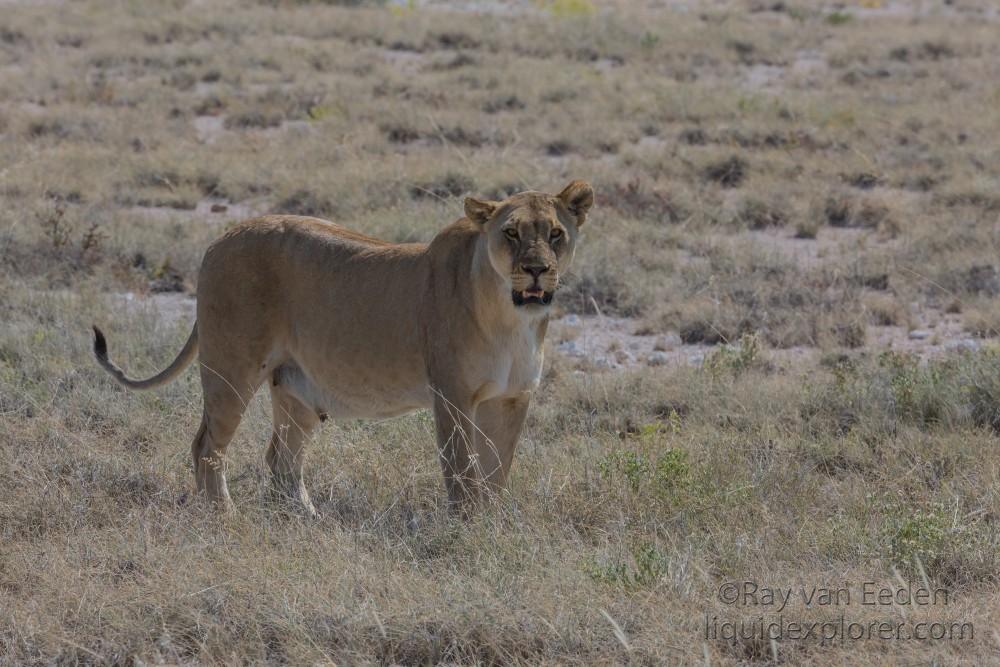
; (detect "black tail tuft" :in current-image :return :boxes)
[92,326,108,360]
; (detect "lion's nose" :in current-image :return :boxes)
[521,264,550,279]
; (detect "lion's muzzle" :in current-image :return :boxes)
[510,259,557,306]
[511,288,554,306]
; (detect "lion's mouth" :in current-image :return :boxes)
[512,288,553,306]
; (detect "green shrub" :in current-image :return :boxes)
[598,450,649,491]
[587,542,670,589]
[704,332,763,377]
[654,449,689,492]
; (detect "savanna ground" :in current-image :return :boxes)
[1,0,1000,663]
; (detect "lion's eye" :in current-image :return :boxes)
[550,228,564,241]
[503,228,519,240]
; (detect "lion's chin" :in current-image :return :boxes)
[511,289,553,307]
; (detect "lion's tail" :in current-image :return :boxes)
[92,322,199,390]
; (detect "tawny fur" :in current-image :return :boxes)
[93,181,594,515]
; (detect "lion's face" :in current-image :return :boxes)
[465,180,593,310]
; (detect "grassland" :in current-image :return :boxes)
[1,0,1000,663]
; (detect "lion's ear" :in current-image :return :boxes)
[557,180,594,226]
[464,197,499,225]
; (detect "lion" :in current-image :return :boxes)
[92,180,593,515]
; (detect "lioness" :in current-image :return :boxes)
[93,180,593,515]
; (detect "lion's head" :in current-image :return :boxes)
[464,180,593,310]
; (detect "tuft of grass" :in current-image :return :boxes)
[863,293,908,327]
[826,11,853,26]
[794,216,820,239]
[224,110,283,130]
[735,196,786,229]
[544,0,596,18]
[963,302,1000,338]
[410,172,475,200]
[273,189,338,218]
[703,156,748,188]
[704,332,764,376]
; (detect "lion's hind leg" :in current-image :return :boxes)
[267,380,321,518]
[192,364,263,512]
[191,408,240,512]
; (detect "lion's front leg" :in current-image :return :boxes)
[473,394,530,501]
[431,390,481,512]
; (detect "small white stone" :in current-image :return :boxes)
[557,340,585,357]
[944,339,980,352]
[648,351,670,366]
[908,329,932,340]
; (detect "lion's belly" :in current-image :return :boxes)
[274,361,432,420]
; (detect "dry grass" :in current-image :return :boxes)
[2,0,1000,663]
